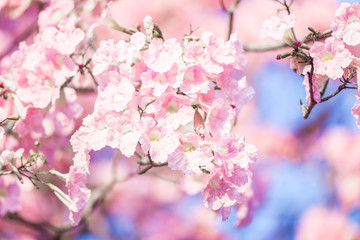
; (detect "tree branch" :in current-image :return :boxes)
[220,0,241,40]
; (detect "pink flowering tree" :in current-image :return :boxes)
[0,0,359,239]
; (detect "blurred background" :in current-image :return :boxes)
[1,0,360,239]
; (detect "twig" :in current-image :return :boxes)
[243,35,329,52]
[85,67,99,87]
[301,61,316,119]
[320,84,356,103]
[220,0,241,40]
[137,154,168,175]
[5,213,57,238]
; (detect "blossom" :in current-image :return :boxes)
[331,3,360,46]
[140,64,180,97]
[215,68,255,114]
[143,38,183,73]
[37,0,74,30]
[202,165,250,220]
[140,118,180,164]
[180,65,210,95]
[0,148,24,168]
[259,13,296,40]
[39,20,85,55]
[168,133,212,175]
[95,80,135,113]
[205,98,235,137]
[147,92,194,129]
[67,165,91,226]
[10,40,77,109]
[310,37,353,79]
[92,33,144,76]
[213,134,257,175]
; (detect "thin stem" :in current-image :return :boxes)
[220,0,241,40]
[86,67,99,87]
[301,61,316,119]
[243,35,329,52]
[137,160,168,175]
[320,84,356,103]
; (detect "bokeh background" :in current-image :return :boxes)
[1,0,360,239]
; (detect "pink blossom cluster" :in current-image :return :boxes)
[261,3,360,124]
[70,29,256,223]
[0,1,88,221]
[308,3,360,122]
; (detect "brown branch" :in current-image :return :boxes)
[300,61,316,119]
[137,154,168,175]
[220,0,241,40]
[243,35,329,52]
[5,213,58,237]
[320,84,356,103]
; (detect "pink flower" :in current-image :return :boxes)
[67,165,91,226]
[183,38,223,74]
[213,134,257,176]
[92,34,144,76]
[95,80,135,113]
[148,92,194,129]
[0,149,24,167]
[215,68,255,114]
[203,32,247,70]
[39,20,85,55]
[140,64,180,97]
[106,110,143,157]
[168,133,212,175]
[310,37,353,79]
[10,41,76,109]
[181,65,210,95]
[140,118,180,164]
[205,98,235,137]
[45,87,84,136]
[143,38,183,73]
[202,165,249,220]
[0,178,21,216]
[331,3,360,46]
[201,133,256,220]
[259,13,296,40]
[37,0,74,30]
[71,110,116,152]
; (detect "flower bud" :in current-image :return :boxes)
[283,29,296,46]
[49,169,68,182]
[300,43,310,50]
[48,183,77,212]
[322,29,332,36]
[7,115,20,121]
[193,109,205,139]
[143,15,154,41]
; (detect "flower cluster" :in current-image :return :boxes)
[260,2,360,123]
[71,26,256,223]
